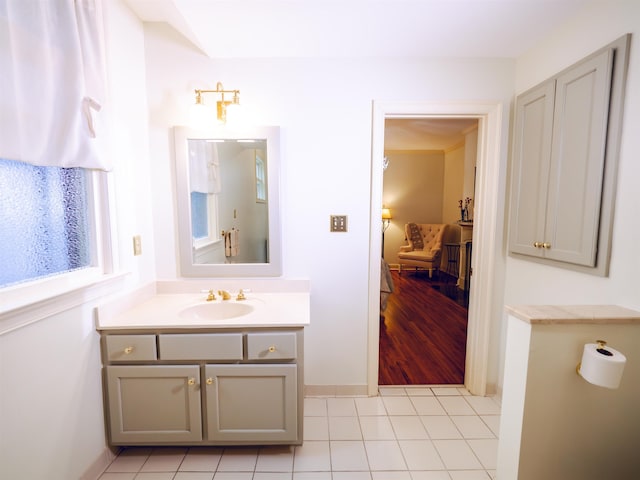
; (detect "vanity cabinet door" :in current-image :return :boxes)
[204,364,298,443]
[106,365,202,444]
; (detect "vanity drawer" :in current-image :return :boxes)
[105,335,157,362]
[159,333,243,361]
[247,332,297,360]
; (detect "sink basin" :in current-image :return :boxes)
[179,302,254,321]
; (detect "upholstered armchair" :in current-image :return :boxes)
[398,223,448,278]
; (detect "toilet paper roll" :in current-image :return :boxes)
[579,343,626,389]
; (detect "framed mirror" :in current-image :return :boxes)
[173,126,281,277]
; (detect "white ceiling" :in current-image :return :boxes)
[124,0,591,59]
[123,0,591,148]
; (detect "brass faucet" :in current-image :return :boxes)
[206,289,216,301]
[236,289,246,301]
[218,290,231,300]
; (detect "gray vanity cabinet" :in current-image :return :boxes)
[106,365,203,444]
[205,364,298,442]
[101,328,303,446]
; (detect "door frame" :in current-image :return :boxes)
[368,101,505,396]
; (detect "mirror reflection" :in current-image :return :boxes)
[174,126,281,277]
[188,138,268,264]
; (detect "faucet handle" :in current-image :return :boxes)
[236,289,246,301]
[201,289,216,301]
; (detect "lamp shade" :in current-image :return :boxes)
[381,208,392,220]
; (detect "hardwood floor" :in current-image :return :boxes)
[379,269,469,385]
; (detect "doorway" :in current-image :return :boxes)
[367,101,505,397]
[380,117,478,385]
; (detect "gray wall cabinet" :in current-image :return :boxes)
[509,34,630,275]
[101,328,304,446]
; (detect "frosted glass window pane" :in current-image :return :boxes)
[0,158,91,288]
[191,191,208,239]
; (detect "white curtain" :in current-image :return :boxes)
[0,0,110,170]
[189,140,222,194]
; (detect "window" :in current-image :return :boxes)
[0,158,93,288]
[255,153,266,203]
[191,191,219,248]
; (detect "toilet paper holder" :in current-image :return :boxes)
[576,339,626,389]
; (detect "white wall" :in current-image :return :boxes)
[499,0,640,391]
[0,1,155,478]
[144,22,515,389]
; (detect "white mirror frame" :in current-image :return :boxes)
[173,126,282,277]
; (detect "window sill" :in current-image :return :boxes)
[0,271,129,336]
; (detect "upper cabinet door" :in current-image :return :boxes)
[545,49,613,266]
[508,80,555,258]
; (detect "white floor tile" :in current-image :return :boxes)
[329,416,362,440]
[364,441,407,471]
[253,473,293,480]
[179,447,223,472]
[382,396,417,415]
[304,398,328,417]
[436,397,476,416]
[256,446,294,472]
[359,416,396,440]
[330,440,370,471]
[432,388,462,396]
[304,416,329,440]
[356,396,388,415]
[398,440,445,470]
[174,473,215,480]
[450,416,495,439]
[140,447,187,472]
[389,416,429,439]
[378,387,408,396]
[293,441,331,472]
[464,396,501,415]
[420,416,462,439]
[410,397,447,416]
[134,473,175,480]
[105,448,152,473]
[332,472,372,480]
[99,474,137,480]
[479,416,501,437]
[327,397,358,416]
[212,473,253,480]
[292,472,332,480]
[432,440,482,470]
[370,472,412,480]
[216,448,258,472]
[405,387,434,396]
[467,439,499,470]
[409,472,452,480]
[448,471,491,480]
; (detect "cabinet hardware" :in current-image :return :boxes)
[206,377,213,385]
[533,242,541,248]
[543,243,551,249]
[268,346,277,353]
[124,346,133,354]
[188,378,196,386]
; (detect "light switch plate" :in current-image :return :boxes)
[330,215,348,232]
[133,235,142,256]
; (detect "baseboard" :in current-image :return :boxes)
[304,385,369,396]
[80,446,119,480]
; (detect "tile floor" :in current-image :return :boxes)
[98,386,501,480]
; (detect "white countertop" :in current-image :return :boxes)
[505,304,640,325]
[96,290,310,330]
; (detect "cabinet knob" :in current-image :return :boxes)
[268,345,277,353]
[124,346,134,354]
[543,242,551,249]
[533,242,542,248]
[206,377,213,385]
[188,378,196,386]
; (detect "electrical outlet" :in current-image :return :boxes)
[133,235,142,256]
[330,215,348,232]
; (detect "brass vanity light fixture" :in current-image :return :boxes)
[193,82,240,124]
